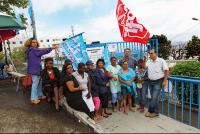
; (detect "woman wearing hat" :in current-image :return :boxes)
[24,38,58,104]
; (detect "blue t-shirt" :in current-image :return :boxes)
[118,68,137,94]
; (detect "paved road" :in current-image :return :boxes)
[0,79,94,133]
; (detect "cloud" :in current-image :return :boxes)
[122,0,200,42]
[35,0,200,43]
[36,10,122,43]
[32,0,93,14]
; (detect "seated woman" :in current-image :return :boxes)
[62,62,94,118]
[41,57,62,111]
[118,60,137,115]
[72,63,95,117]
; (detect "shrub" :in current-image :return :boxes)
[170,61,200,107]
[171,61,200,78]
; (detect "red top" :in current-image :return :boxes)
[48,70,55,80]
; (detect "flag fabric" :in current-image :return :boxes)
[28,0,33,22]
[60,33,89,69]
[102,45,110,67]
[116,0,150,44]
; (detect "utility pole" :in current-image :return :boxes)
[71,25,74,37]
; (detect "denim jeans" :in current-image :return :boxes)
[31,75,43,100]
[111,92,122,103]
[148,78,163,114]
[137,81,148,107]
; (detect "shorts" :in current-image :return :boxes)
[121,86,132,97]
[111,92,122,103]
[92,96,100,111]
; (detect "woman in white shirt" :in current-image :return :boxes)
[72,63,95,116]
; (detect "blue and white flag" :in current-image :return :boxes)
[102,45,110,67]
[28,0,33,22]
[60,33,89,69]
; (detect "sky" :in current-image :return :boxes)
[22,0,200,43]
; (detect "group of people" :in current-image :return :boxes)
[25,38,169,120]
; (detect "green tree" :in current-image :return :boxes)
[185,36,200,61]
[151,34,172,60]
[11,47,27,71]
[0,0,28,24]
[12,47,27,63]
[0,52,4,62]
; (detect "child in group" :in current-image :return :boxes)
[136,59,148,113]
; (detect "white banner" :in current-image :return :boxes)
[107,43,118,52]
[86,47,103,65]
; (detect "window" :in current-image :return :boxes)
[7,41,10,45]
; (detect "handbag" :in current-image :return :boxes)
[22,74,32,88]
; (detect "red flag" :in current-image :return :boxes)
[116,0,150,44]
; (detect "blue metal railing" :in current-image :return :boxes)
[161,76,200,128]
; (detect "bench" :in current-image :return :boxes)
[7,71,27,92]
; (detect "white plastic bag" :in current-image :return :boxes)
[147,87,151,99]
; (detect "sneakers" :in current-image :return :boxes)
[31,99,40,105]
[149,113,159,118]
[145,112,151,117]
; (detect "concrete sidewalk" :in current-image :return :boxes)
[96,110,200,133]
[61,97,200,133]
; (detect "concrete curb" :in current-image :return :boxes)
[60,98,108,133]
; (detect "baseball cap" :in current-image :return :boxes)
[86,60,94,65]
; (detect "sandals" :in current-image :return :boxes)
[129,107,136,112]
[105,112,112,115]
[123,111,128,115]
[31,99,40,105]
[94,115,103,120]
[102,114,109,118]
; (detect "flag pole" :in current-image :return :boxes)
[32,2,37,39]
